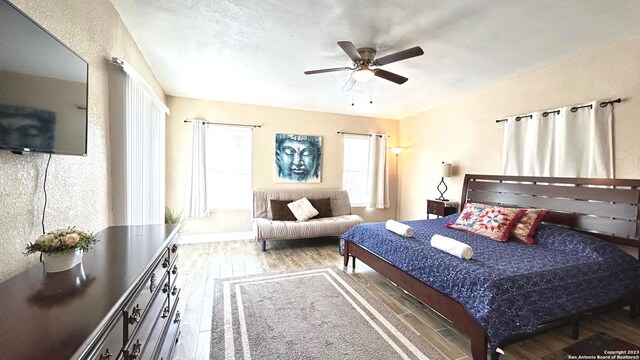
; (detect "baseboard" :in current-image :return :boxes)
[178,231,255,244]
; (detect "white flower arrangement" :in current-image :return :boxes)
[25,227,98,255]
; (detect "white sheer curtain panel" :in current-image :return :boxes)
[502,101,613,178]
[502,112,554,176]
[555,102,613,177]
[184,120,208,218]
[109,59,168,225]
[366,134,390,209]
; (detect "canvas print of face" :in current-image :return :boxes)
[275,133,322,183]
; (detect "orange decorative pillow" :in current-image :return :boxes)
[511,209,548,244]
[446,202,526,242]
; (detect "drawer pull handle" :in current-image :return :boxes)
[171,244,178,253]
[162,257,170,268]
[171,285,178,296]
[150,273,157,293]
[162,282,170,294]
[128,304,141,325]
[99,349,113,360]
[174,311,181,324]
[172,265,178,275]
[130,339,141,359]
[161,305,170,319]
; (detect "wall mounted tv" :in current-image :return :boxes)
[0,0,88,156]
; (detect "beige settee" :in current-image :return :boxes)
[252,189,364,251]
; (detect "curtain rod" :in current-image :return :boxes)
[184,119,262,128]
[337,131,388,138]
[495,98,622,123]
[110,57,170,114]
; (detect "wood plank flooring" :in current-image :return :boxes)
[171,237,640,360]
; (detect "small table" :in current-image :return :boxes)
[427,199,458,219]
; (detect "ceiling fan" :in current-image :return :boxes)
[304,41,424,92]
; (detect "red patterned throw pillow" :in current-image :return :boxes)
[511,209,548,244]
[446,202,526,242]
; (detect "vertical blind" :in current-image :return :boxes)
[109,59,169,225]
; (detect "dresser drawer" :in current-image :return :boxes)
[169,253,179,283]
[92,316,125,360]
[158,296,181,360]
[169,242,178,259]
[427,200,458,218]
[123,248,170,342]
[427,200,444,215]
[127,295,178,360]
[123,294,167,360]
[167,253,179,308]
[145,293,180,359]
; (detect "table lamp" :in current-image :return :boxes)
[437,162,452,201]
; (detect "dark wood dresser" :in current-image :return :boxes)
[0,224,181,360]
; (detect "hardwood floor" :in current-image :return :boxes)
[171,237,640,360]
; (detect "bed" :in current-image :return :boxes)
[341,174,640,360]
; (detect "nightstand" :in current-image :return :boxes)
[427,199,458,219]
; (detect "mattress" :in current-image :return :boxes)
[340,214,640,348]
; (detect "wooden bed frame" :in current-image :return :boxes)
[343,174,640,360]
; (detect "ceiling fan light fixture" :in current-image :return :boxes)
[352,67,374,82]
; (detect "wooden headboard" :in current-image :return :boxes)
[461,174,640,248]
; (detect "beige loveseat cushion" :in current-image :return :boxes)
[252,215,364,241]
[252,189,364,241]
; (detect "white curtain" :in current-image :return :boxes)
[502,101,613,178]
[184,120,208,218]
[109,59,168,225]
[366,134,390,209]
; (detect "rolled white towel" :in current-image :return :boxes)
[430,234,474,260]
[385,220,414,237]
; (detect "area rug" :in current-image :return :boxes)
[211,267,444,360]
[542,332,640,360]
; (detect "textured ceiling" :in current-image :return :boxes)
[111,0,640,119]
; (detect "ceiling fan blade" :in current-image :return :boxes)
[304,67,351,75]
[337,41,362,62]
[374,46,424,66]
[340,77,356,93]
[374,69,408,84]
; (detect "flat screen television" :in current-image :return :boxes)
[0,0,88,156]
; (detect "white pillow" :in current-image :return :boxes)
[287,198,319,221]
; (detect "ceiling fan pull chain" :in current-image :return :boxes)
[370,85,373,104]
[351,89,355,106]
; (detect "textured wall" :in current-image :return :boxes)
[165,96,400,232]
[399,36,640,220]
[0,0,164,282]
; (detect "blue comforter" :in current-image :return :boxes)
[340,214,640,348]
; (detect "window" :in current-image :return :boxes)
[342,135,370,206]
[205,125,252,210]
